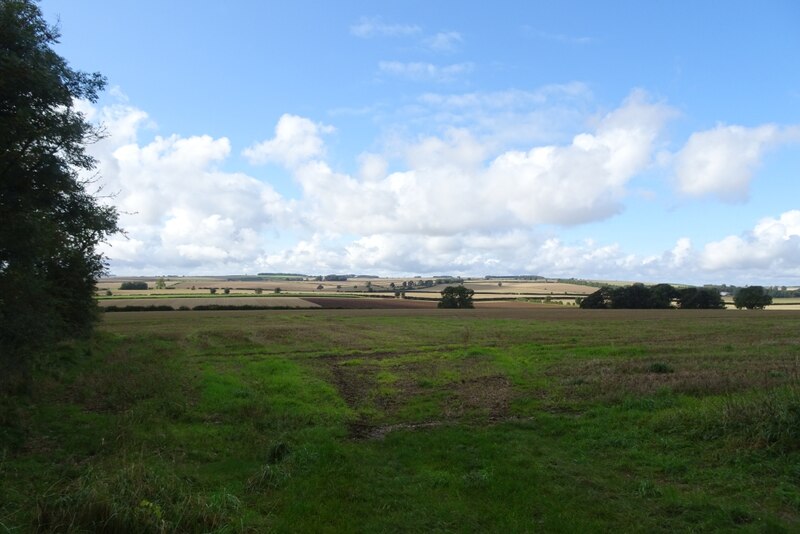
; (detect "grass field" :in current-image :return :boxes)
[2,307,800,531]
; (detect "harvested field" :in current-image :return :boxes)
[7,307,800,532]
[97,296,319,308]
[302,297,437,309]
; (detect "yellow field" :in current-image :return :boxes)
[96,277,599,299]
[98,297,319,308]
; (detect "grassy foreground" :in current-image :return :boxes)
[2,308,800,532]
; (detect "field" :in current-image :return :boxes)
[2,306,800,531]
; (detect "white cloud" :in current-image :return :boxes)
[701,210,800,273]
[484,90,675,224]
[673,124,796,202]
[81,101,288,274]
[81,90,800,285]
[350,17,421,38]
[243,114,334,167]
[423,31,463,52]
[527,30,593,45]
[378,61,474,82]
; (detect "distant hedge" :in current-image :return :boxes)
[101,304,296,312]
[102,305,174,312]
[119,281,148,290]
[192,304,292,311]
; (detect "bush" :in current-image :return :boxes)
[119,282,148,290]
[734,286,772,310]
[438,286,474,309]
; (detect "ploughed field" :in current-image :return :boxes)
[2,308,800,531]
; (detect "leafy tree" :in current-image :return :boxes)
[734,286,772,310]
[209,288,217,294]
[649,284,678,309]
[579,287,613,309]
[678,287,725,309]
[1,0,119,384]
[154,277,166,290]
[120,281,148,290]
[438,286,475,308]
[610,283,651,309]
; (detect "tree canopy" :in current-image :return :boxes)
[438,285,474,309]
[1,0,118,385]
[676,287,726,309]
[579,283,725,310]
[733,286,772,310]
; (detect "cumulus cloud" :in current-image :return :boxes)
[485,90,675,224]
[276,90,675,238]
[78,101,288,274]
[700,210,800,273]
[243,114,334,167]
[378,61,474,82]
[80,88,800,285]
[423,31,463,52]
[350,16,421,38]
[673,124,799,202]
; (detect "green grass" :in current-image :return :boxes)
[2,309,800,531]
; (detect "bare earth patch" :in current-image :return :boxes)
[98,297,319,308]
[314,351,514,439]
[302,297,437,309]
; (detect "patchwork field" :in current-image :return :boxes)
[97,296,320,309]
[2,308,799,531]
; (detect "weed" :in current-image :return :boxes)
[649,362,674,374]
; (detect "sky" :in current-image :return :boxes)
[40,0,800,285]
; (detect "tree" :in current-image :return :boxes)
[734,286,772,310]
[609,283,651,309]
[649,283,678,309]
[154,277,166,290]
[1,0,119,385]
[120,281,148,290]
[579,287,613,309]
[438,286,475,309]
[678,287,725,309]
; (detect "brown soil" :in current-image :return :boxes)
[314,351,514,439]
[302,297,437,309]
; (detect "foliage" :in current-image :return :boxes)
[581,283,680,309]
[733,286,772,310]
[438,285,475,308]
[579,286,613,309]
[154,277,166,290]
[0,0,118,385]
[678,287,726,309]
[119,281,148,290]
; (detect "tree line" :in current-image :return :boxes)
[579,284,773,310]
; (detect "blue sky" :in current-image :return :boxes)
[41,0,800,284]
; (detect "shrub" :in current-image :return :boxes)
[438,286,474,309]
[648,362,674,374]
[119,281,148,290]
